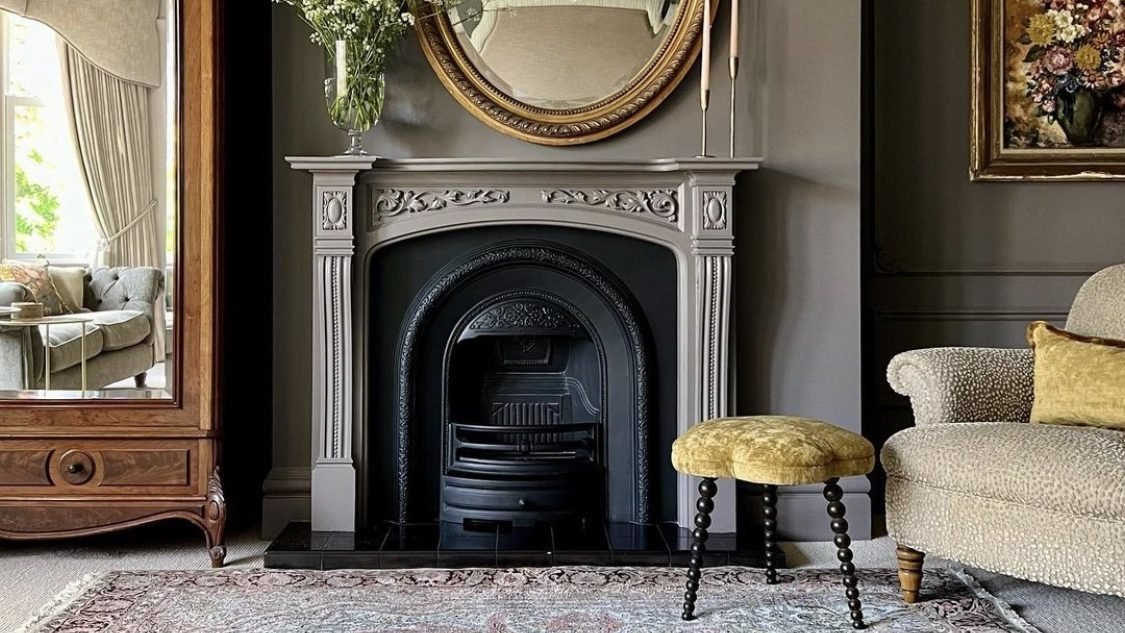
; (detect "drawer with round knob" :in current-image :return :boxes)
[0,440,199,495]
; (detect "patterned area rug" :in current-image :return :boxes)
[21,567,1039,632]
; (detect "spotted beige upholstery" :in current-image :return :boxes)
[883,263,1125,598]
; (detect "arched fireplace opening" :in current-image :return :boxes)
[443,293,605,527]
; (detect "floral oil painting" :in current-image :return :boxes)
[972,0,1125,179]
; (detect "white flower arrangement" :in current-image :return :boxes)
[274,0,458,141]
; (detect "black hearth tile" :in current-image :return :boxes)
[381,523,442,552]
[494,550,553,567]
[264,551,323,570]
[380,551,439,568]
[322,532,357,551]
[438,521,499,550]
[606,522,669,553]
[656,522,692,552]
[549,523,613,566]
[266,522,325,552]
[550,522,611,551]
[353,525,390,551]
[322,551,381,570]
[437,550,498,567]
[495,525,552,567]
[495,525,551,551]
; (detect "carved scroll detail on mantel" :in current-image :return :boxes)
[542,189,679,224]
[321,190,350,231]
[368,188,510,229]
[702,191,728,231]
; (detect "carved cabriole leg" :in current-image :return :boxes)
[682,477,717,621]
[896,546,925,604]
[203,467,227,568]
[824,478,865,630]
[762,484,779,584]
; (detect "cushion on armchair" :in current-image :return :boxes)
[0,260,67,315]
[89,310,152,350]
[1028,321,1125,429]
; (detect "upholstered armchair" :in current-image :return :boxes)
[882,263,1125,601]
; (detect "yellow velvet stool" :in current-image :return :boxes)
[671,416,876,628]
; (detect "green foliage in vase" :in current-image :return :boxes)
[273,0,459,132]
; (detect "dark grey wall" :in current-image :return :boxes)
[867,0,1125,503]
[268,0,863,539]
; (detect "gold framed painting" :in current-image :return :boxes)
[972,0,1125,180]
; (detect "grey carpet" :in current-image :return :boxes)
[1,523,1121,633]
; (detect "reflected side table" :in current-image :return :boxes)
[0,313,98,392]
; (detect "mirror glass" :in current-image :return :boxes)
[448,0,683,109]
[0,0,178,400]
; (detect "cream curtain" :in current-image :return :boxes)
[62,47,164,359]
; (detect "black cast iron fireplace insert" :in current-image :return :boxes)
[443,294,605,526]
[390,240,655,528]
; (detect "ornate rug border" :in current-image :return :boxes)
[17,566,1044,633]
[17,572,105,633]
[950,568,1042,633]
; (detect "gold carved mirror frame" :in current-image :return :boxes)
[416,0,711,145]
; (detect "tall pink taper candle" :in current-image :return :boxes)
[701,0,712,93]
[730,0,739,58]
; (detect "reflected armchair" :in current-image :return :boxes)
[0,266,164,391]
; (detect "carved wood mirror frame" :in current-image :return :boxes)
[416,0,712,145]
[0,0,221,429]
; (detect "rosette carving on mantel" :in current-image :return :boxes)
[542,189,679,224]
[368,188,510,229]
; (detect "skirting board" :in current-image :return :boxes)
[262,468,873,542]
[262,467,311,539]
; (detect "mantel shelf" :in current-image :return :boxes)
[287,156,762,174]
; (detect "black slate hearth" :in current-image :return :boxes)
[265,522,782,570]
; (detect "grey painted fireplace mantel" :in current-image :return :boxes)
[288,155,759,533]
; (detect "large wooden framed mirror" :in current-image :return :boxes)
[417,0,710,145]
[0,0,225,566]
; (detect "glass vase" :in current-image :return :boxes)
[323,40,385,156]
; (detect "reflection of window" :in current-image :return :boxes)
[0,12,96,261]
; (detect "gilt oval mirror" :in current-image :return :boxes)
[0,0,180,401]
[417,0,708,145]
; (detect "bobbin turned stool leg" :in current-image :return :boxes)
[762,484,780,584]
[824,478,865,629]
[682,477,717,621]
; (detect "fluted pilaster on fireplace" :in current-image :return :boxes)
[289,156,376,532]
[290,156,759,533]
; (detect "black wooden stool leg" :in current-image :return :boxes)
[762,484,780,584]
[824,478,865,629]
[682,477,717,621]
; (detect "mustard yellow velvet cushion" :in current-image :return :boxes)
[1028,321,1125,430]
[671,416,875,486]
